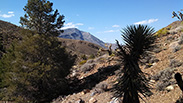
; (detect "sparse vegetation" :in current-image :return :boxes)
[172,45,181,52]
[151,68,176,91]
[155,28,168,37]
[169,59,183,68]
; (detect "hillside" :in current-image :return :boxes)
[0,20,22,57]
[53,21,183,103]
[2,19,183,103]
[0,20,101,57]
[59,28,106,48]
[58,38,101,56]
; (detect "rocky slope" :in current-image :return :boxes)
[59,28,106,48]
[53,21,183,103]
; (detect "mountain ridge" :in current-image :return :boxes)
[59,28,106,48]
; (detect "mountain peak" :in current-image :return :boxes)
[59,28,106,48]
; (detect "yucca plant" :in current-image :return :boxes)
[114,25,156,103]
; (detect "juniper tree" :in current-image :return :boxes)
[114,25,156,103]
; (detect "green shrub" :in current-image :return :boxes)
[155,28,168,37]
[167,26,172,30]
[110,53,115,57]
[181,29,183,32]
[79,60,87,65]
[81,54,87,60]
[181,21,183,25]
[89,54,95,59]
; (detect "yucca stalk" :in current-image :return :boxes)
[114,25,156,103]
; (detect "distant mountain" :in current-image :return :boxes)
[59,28,106,48]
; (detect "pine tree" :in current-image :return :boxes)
[0,0,76,102]
[20,0,65,36]
[114,25,156,103]
[0,32,3,59]
[0,31,75,102]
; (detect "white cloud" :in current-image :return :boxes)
[104,30,116,33]
[97,29,119,34]
[88,27,94,30]
[75,23,84,26]
[134,19,158,25]
[8,11,14,14]
[112,25,120,28]
[0,11,15,18]
[61,22,84,29]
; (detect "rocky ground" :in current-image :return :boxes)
[52,21,183,103]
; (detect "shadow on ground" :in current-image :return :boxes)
[67,64,121,94]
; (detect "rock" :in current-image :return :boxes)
[178,33,183,45]
[87,59,95,63]
[80,76,84,79]
[82,89,90,94]
[169,30,177,35]
[80,63,96,73]
[75,98,85,103]
[169,59,183,68]
[71,70,77,77]
[90,90,98,97]
[169,41,179,50]
[149,58,159,64]
[95,54,108,62]
[176,95,183,103]
[152,48,162,53]
[149,80,156,84]
[109,97,122,103]
[174,26,183,32]
[165,85,174,91]
[95,83,108,93]
[72,65,78,69]
[144,64,152,69]
[89,97,97,103]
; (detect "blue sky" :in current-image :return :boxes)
[0,0,182,43]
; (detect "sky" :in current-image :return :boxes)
[0,0,182,43]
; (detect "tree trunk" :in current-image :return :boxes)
[123,90,140,103]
